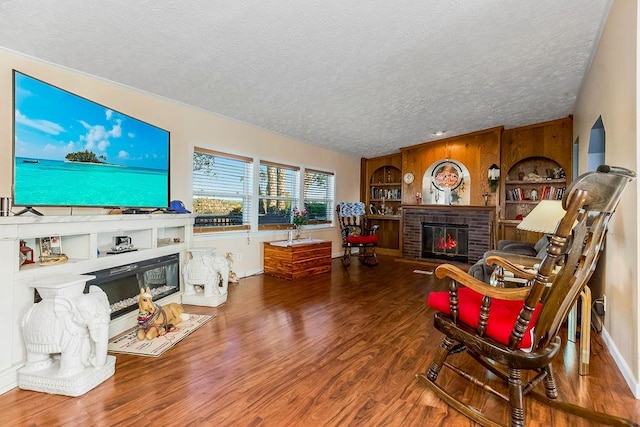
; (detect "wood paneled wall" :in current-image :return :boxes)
[500,117,573,180]
[399,127,502,206]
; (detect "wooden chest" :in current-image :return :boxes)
[263,240,332,280]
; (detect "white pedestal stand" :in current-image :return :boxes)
[18,274,116,397]
[182,248,228,307]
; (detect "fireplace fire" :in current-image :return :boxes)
[422,222,469,263]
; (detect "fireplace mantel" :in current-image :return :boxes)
[401,204,497,213]
[401,205,496,263]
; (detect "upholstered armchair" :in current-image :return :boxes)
[467,235,549,283]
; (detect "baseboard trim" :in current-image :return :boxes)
[601,327,640,399]
[0,363,21,395]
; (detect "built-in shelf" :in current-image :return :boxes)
[0,214,194,396]
[371,182,402,186]
[505,179,566,185]
[369,215,401,220]
[362,154,403,256]
[503,157,567,223]
[505,200,541,204]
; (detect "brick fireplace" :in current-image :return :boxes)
[402,205,495,264]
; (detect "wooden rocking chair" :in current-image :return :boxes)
[417,165,638,426]
[336,202,379,267]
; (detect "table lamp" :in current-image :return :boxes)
[517,200,566,234]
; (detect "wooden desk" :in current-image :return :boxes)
[264,239,332,280]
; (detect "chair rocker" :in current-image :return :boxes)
[417,165,638,427]
[336,202,379,267]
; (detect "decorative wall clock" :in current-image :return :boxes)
[403,172,415,184]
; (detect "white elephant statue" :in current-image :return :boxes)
[210,253,231,295]
[183,249,232,298]
[183,249,220,297]
[21,284,111,377]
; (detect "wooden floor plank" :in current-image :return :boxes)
[0,255,638,426]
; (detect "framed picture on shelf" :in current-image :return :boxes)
[38,235,62,256]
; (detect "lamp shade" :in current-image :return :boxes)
[517,200,566,234]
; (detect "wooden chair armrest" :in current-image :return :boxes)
[487,252,541,268]
[485,256,537,281]
[435,263,531,301]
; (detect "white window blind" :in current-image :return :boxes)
[258,161,299,228]
[192,148,253,231]
[304,169,335,224]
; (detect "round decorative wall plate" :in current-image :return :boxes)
[403,172,415,184]
[431,161,464,191]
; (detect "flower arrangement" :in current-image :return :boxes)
[291,206,308,227]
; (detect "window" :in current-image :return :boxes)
[304,169,334,224]
[258,161,299,229]
[192,148,253,231]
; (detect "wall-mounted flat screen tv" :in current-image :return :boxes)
[12,70,170,210]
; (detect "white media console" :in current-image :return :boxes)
[0,213,193,395]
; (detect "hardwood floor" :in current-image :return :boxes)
[1,256,638,426]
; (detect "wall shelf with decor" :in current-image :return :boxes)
[368,168,402,214]
[503,156,566,222]
[9,216,190,278]
[501,157,568,243]
[360,154,402,256]
[499,117,573,243]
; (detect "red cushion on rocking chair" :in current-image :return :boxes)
[346,234,378,245]
[427,287,542,350]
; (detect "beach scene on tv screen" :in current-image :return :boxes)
[13,72,170,208]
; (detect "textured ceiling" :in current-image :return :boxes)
[0,1,610,158]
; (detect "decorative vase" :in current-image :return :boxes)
[295,225,303,240]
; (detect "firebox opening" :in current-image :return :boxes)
[422,222,469,263]
[85,253,181,319]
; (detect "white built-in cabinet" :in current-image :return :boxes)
[0,214,193,395]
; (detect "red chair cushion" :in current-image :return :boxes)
[346,235,378,245]
[427,287,542,350]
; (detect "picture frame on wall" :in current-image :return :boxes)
[431,160,464,191]
[38,235,62,257]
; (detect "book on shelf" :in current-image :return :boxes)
[540,185,565,200]
[508,187,525,201]
[507,186,565,201]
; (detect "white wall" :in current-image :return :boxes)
[573,0,640,396]
[0,49,362,277]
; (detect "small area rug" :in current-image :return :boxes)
[108,313,212,357]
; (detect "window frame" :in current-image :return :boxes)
[303,168,335,225]
[258,160,300,231]
[192,147,253,233]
